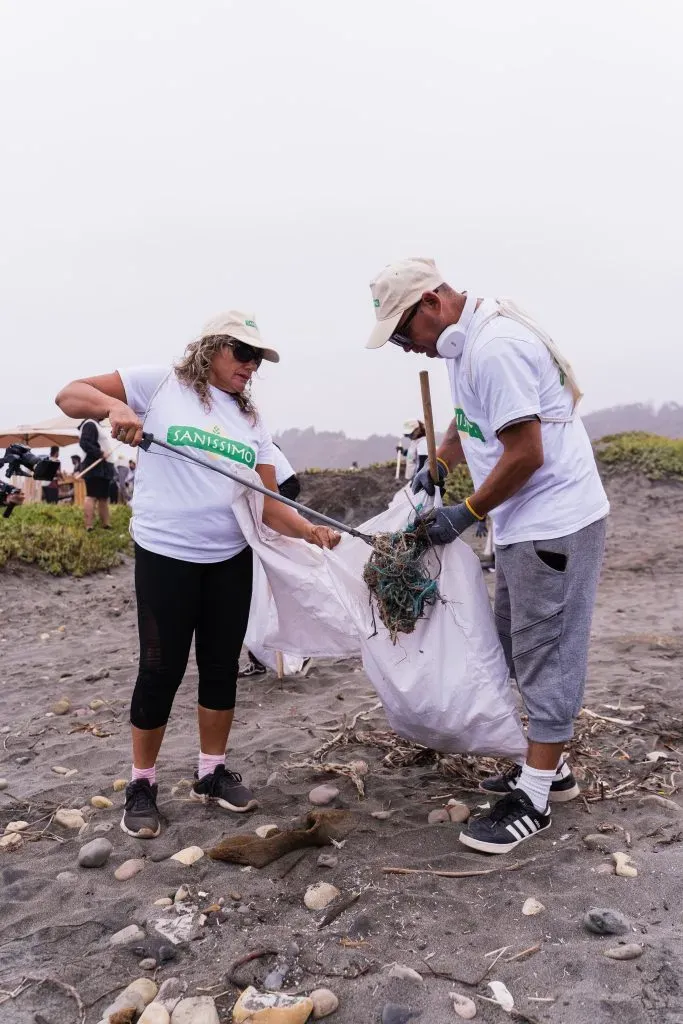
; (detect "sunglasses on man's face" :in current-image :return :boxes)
[389,300,421,350]
[227,340,263,367]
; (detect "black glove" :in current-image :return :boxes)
[421,501,479,545]
[411,459,448,497]
[475,518,488,538]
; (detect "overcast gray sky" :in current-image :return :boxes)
[1,0,681,439]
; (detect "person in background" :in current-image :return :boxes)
[41,446,62,504]
[56,310,339,840]
[349,461,359,471]
[114,455,130,504]
[366,257,608,855]
[240,443,302,678]
[403,420,428,479]
[125,459,136,501]
[79,417,115,530]
[70,454,82,476]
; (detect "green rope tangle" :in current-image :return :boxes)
[362,515,439,644]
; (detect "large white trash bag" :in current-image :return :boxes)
[245,554,304,675]
[232,471,526,757]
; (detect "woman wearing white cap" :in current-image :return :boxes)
[56,311,340,839]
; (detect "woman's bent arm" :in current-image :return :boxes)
[56,373,144,447]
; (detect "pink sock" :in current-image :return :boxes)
[198,752,225,780]
[132,764,156,784]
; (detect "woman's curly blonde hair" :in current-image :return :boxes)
[175,334,258,422]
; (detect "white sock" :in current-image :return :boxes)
[198,752,224,780]
[516,764,556,812]
[515,756,567,776]
[131,764,156,785]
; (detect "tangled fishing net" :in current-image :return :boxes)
[362,516,439,643]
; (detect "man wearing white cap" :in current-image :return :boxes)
[366,259,609,854]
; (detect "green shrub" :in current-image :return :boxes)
[443,463,474,504]
[594,432,683,479]
[0,504,132,575]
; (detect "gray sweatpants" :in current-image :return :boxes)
[494,517,607,744]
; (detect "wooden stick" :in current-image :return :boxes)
[419,370,439,485]
[275,651,284,680]
[76,442,124,480]
[382,856,535,879]
[395,448,402,480]
[581,707,633,727]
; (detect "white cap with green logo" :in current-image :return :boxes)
[200,310,280,363]
[366,257,444,349]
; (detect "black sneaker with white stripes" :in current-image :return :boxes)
[459,789,551,854]
[479,760,580,803]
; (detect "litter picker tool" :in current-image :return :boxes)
[139,432,374,545]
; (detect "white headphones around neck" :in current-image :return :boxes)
[435,292,477,359]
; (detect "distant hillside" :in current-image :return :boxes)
[582,403,683,441]
[276,404,683,470]
[274,427,401,471]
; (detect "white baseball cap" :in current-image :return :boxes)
[366,257,444,349]
[200,310,280,363]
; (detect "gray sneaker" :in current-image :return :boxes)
[190,766,258,812]
[120,779,161,838]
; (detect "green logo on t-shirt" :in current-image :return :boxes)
[167,426,257,467]
[455,407,485,442]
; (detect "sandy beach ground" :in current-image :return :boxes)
[1,467,683,1024]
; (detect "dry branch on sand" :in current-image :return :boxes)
[282,700,683,801]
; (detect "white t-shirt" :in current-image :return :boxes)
[273,446,296,486]
[118,366,276,562]
[444,299,609,545]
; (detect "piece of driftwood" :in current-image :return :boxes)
[208,809,354,867]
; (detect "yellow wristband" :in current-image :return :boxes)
[436,457,450,475]
[465,496,485,521]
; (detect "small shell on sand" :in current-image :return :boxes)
[522,897,545,916]
[113,779,128,792]
[89,698,106,711]
[91,796,113,809]
[427,808,450,824]
[613,852,638,878]
[603,943,643,960]
[488,981,514,1011]
[304,882,340,910]
[170,846,204,866]
[450,991,477,1019]
[388,965,423,983]
[51,698,71,715]
[154,897,173,907]
[255,825,279,839]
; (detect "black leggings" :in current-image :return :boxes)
[130,543,253,730]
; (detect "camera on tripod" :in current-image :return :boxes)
[0,443,59,518]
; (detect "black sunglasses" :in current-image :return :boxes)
[226,339,263,367]
[389,300,421,350]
